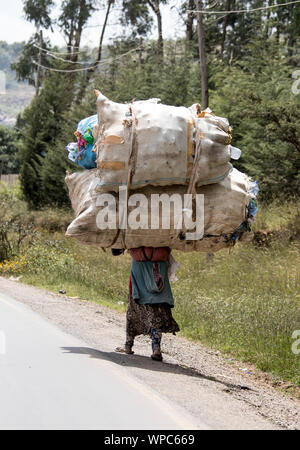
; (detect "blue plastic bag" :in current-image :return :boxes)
[77,115,98,135]
[66,115,98,169]
[66,142,97,169]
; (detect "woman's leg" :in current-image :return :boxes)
[115,293,137,354]
[115,328,135,354]
[150,328,163,361]
[125,328,135,351]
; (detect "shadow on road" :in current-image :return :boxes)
[61,346,252,392]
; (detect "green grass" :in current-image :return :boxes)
[0,202,299,387]
[173,243,299,384]
[252,200,299,233]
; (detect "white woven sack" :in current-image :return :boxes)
[66,168,251,253]
[95,92,233,192]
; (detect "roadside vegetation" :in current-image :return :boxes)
[0,182,299,389]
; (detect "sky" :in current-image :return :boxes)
[0,0,184,48]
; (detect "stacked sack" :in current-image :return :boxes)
[94,93,233,191]
[65,91,258,252]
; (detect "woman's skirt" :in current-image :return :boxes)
[126,295,180,338]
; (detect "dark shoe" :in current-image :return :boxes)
[115,345,134,355]
[151,350,163,362]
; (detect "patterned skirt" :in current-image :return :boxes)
[126,295,180,338]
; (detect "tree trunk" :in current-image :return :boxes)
[35,28,43,96]
[67,22,74,60]
[75,0,113,102]
[156,4,163,57]
[264,0,271,39]
[221,0,231,58]
[138,37,143,67]
[96,0,113,64]
[147,0,163,57]
[73,0,87,62]
[186,0,195,42]
[196,0,208,108]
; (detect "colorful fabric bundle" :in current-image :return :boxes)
[66,115,98,169]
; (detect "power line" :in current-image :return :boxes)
[188,0,300,15]
[31,60,97,72]
[33,43,99,56]
[84,22,121,28]
[43,52,90,65]
[44,49,83,56]
[33,44,90,65]
[33,44,83,56]
[31,45,145,73]
[33,44,142,68]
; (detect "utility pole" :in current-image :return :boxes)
[196,0,208,108]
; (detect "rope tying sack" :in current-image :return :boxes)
[109,108,138,249]
[174,127,203,242]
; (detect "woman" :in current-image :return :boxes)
[114,247,179,362]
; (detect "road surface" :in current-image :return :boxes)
[0,291,198,430]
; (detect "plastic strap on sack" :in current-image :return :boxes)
[187,118,194,180]
[187,128,203,197]
[108,107,139,249]
[174,128,203,242]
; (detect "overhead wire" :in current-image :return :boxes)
[33,44,91,65]
[31,45,146,73]
[188,0,300,15]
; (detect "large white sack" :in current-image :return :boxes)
[95,92,233,192]
[65,168,252,253]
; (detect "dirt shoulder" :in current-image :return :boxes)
[0,276,299,430]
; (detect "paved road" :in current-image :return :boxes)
[0,292,198,430]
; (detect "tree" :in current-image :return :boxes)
[274,0,300,54]
[121,0,153,37]
[39,88,97,207]
[58,0,96,62]
[0,127,19,175]
[147,0,167,57]
[11,1,55,93]
[23,0,54,29]
[218,0,268,61]
[19,66,76,208]
[11,34,51,87]
[122,0,169,56]
[75,0,116,100]
[211,40,300,199]
[23,0,55,94]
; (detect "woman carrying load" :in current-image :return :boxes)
[114,247,179,362]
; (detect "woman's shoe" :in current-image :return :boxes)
[115,345,134,355]
[151,350,163,361]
